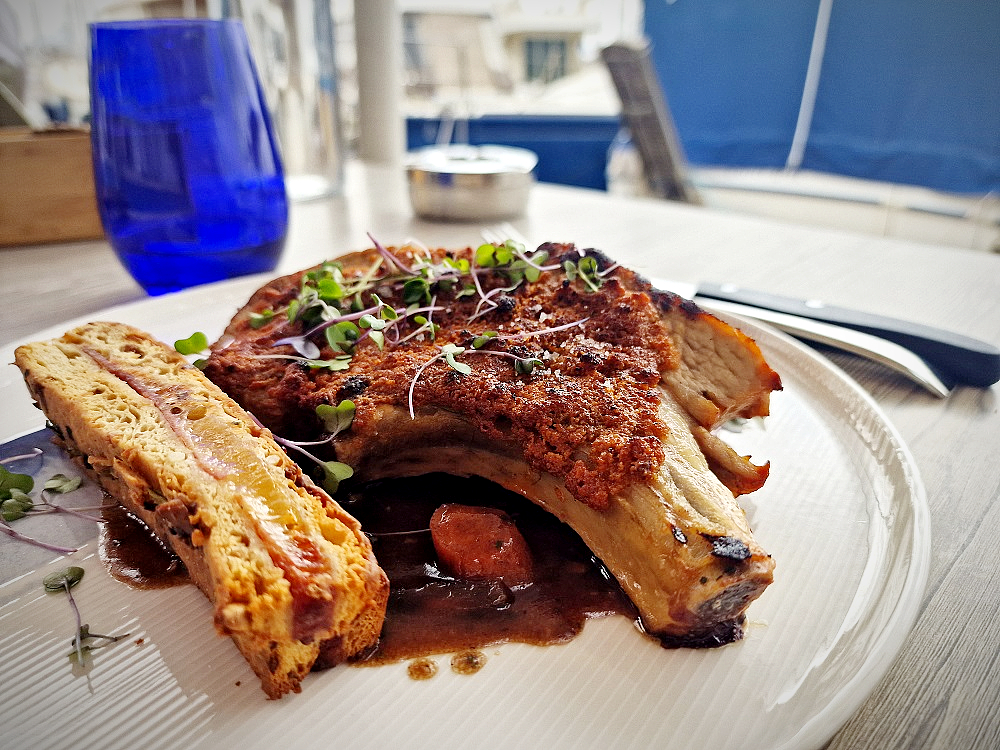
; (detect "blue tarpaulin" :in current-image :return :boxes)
[644,0,1000,194]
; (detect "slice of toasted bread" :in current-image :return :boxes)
[15,322,388,698]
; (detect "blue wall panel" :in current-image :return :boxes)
[644,0,1000,194]
[803,0,1000,194]
[406,115,621,190]
[643,0,818,168]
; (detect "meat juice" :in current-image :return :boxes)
[99,471,637,664]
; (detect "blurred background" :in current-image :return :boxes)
[1,0,998,251]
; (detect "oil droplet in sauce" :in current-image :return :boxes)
[450,649,487,675]
[407,657,439,680]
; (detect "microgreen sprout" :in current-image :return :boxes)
[0,461,98,553]
[405,317,589,419]
[472,331,499,349]
[174,331,211,368]
[44,566,129,667]
[259,236,563,373]
[408,344,470,418]
[249,309,276,329]
[316,400,357,435]
[272,401,357,493]
[563,256,604,293]
[174,331,209,356]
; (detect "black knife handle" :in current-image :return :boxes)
[696,283,1000,387]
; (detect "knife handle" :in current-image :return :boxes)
[696,283,1000,388]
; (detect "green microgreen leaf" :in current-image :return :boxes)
[514,356,544,375]
[562,256,602,292]
[476,243,498,267]
[472,331,499,349]
[578,256,601,289]
[249,309,275,329]
[359,313,387,331]
[44,474,82,494]
[2,493,33,521]
[446,257,471,274]
[44,566,85,593]
[1,464,33,499]
[316,276,344,301]
[368,330,386,350]
[402,277,431,306]
[318,461,354,493]
[368,295,399,321]
[325,320,360,353]
[316,400,356,436]
[305,356,353,371]
[441,343,471,375]
[174,332,208,356]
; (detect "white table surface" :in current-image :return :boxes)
[2,161,999,750]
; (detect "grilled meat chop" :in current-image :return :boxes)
[203,241,781,646]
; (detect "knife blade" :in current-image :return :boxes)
[648,277,952,397]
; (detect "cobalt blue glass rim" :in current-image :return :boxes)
[88,18,244,31]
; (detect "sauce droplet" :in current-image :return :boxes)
[407,657,438,680]
[450,649,487,675]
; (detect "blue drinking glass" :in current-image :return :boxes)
[89,19,288,296]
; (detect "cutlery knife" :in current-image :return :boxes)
[692,283,1000,388]
[648,277,994,396]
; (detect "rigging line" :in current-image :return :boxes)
[786,0,834,171]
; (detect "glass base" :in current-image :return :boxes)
[285,173,343,203]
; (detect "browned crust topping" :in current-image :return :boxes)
[204,242,780,511]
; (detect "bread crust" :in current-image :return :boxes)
[15,322,388,698]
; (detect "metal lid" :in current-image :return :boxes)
[406,144,538,177]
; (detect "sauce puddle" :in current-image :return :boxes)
[343,473,638,665]
[98,472,638,667]
[99,504,187,589]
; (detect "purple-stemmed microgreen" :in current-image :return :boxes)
[273,334,322,359]
[250,236,601,397]
[44,566,129,667]
[0,447,42,465]
[408,344,469,419]
[369,232,417,275]
[562,255,604,292]
[271,401,357,493]
[1,462,98,553]
[252,352,354,371]
[174,331,212,368]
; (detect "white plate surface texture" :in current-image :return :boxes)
[0,276,929,750]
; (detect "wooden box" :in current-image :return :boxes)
[0,126,105,246]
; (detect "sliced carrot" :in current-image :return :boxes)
[430,504,533,586]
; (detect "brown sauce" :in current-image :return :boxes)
[98,504,188,589]
[344,473,638,666]
[97,472,639,667]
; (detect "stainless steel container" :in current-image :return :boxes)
[406,144,537,221]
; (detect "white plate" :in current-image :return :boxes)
[0,278,930,750]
